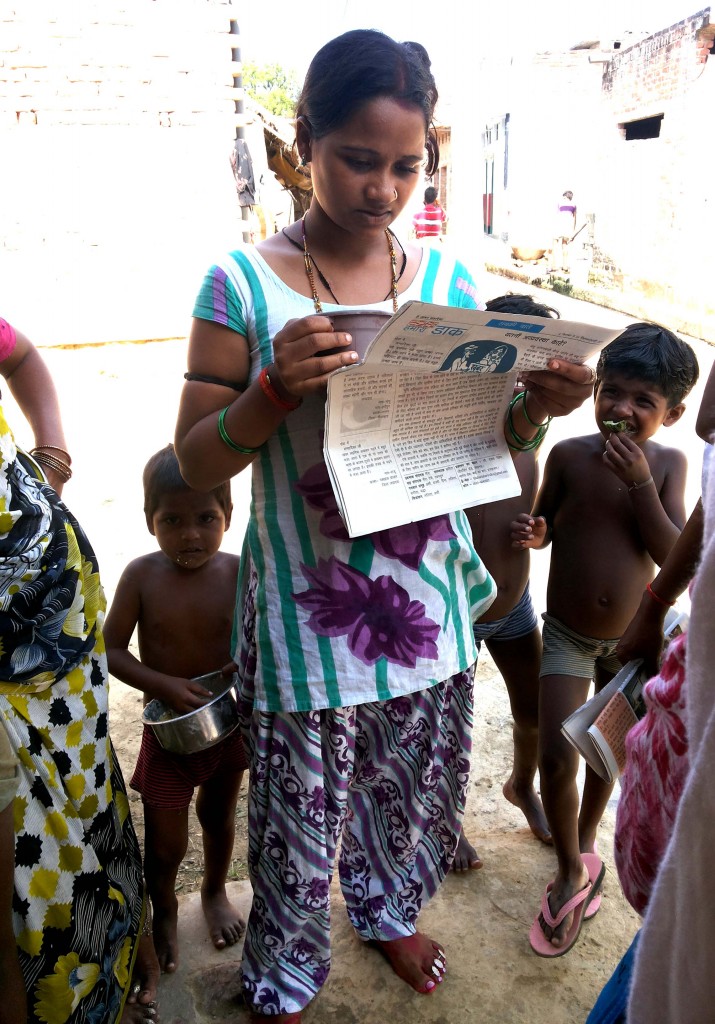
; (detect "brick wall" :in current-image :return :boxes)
[589,8,715,335]
[602,9,712,118]
[0,1,246,345]
[466,8,715,338]
[0,0,239,127]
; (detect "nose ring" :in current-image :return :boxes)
[392,188,398,201]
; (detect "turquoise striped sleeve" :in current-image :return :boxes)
[448,260,483,309]
[192,263,247,336]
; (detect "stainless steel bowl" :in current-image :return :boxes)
[142,670,240,754]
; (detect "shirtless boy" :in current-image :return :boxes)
[454,294,560,872]
[105,444,247,972]
[511,322,698,956]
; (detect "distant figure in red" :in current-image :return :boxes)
[412,185,446,242]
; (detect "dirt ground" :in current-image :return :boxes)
[10,294,710,1021]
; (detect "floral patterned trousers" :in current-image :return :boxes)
[238,667,475,1016]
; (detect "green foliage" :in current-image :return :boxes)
[242,61,299,118]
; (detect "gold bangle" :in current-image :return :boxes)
[31,443,72,464]
[30,449,73,481]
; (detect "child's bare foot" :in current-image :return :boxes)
[369,933,446,993]
[450,831,483,871]
[153,898,179,973]
[201,886,245,949]
[503,779,552,844]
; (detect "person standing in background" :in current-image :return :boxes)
[412,185,446,243]
[551,190,576,273]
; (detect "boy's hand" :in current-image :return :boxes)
[603,432,652,488]
[149,676,214,715]
[510,512,547,549]
[615,591,667,677]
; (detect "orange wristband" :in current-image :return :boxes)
[258,366,302,412]
[645,581,675,608]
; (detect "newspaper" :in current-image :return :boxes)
[324,301,622,537]
[561,608,689,783]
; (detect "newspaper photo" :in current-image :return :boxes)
[324,301,622,537]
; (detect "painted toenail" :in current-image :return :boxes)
[425,980,436,992]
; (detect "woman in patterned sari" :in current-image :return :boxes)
[0,317,158,1024]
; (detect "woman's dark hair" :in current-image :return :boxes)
[596,321,699,406]
[485,293,560,319]
[143,443,231,519]
[295,29,440,176]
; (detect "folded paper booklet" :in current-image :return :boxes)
[561,660,647,784]
[561,608,688,783]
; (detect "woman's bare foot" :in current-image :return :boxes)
[201,885,245,949]
[121,1001,159,1024]
[152,897,179,973]
[123,935,160,1022]
[503,779,552,844]
[538,864,590,948]
[450,831,483,872]
[370,933,446,993]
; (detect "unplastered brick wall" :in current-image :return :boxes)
[602,8,713,118]
[588,7,715,336]
[0,2,247,345]
[0,0,239,127]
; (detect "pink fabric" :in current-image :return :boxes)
[0,318,16,361]
[614,631,689,914]
[628,469,715,1022]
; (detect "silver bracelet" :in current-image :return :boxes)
[628,475,654,491]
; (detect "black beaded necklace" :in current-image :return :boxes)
[281,218,407,309]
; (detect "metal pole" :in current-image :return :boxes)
[228,4,250,243]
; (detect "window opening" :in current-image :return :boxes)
[621,114,663,140]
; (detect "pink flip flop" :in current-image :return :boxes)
[583,851,605,920]
[529,871,600,957]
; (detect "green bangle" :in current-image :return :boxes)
[506,406,549,451]
[217,406,262,455]
[506,392,551,451]
[518,390,551,430]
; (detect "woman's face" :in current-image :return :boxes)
[305,97,427,237]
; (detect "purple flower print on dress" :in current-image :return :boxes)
[302,877,330,910]
[372,515,457,571]
[293,557,440,668]
[305,785,325,818]
[293,458,350,540]
[294,458,456,566]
